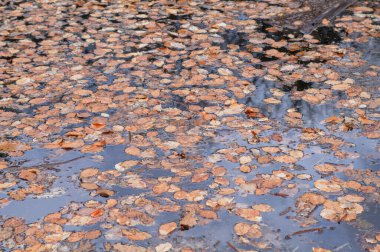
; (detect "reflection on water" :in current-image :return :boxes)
[0,149,93,222]
[242,78,340,127]
[0,145,141,223]
[0,76,378,251]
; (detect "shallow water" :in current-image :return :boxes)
[0,0,379,251]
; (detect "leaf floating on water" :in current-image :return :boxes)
[122,229,152,241]
[60,139,85,150]
[263,97,281,104]
[312,247,332,252]
[80,168,99,178]
[0,182,17,190]
[90,208,104,218]
[314,179,342,193]
[235,208,262,222]
[114,160,139,171]
[159,222,177,236]
[155,243,172,252]
[96,189,114,198]
[0,0,378,250]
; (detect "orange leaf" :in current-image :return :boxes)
[90,208,104,218]
[91,123,106,130]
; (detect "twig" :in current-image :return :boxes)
[271,192,289,198]
[280,207,292,216]
[285,227,324,239]
[334,242,350,251]
[227,242,239,252]
[312,156,326,167]
[306,205,319,218]
[6,156,84,171]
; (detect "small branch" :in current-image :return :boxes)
[306,205,319,218]
[227,242,239,252]
[285,227,324,239]
[280,207,292,216]
[6,156,84,171]
[271,192,289,198]
[334,242,350,251]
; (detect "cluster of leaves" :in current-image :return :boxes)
[0,0,379,251]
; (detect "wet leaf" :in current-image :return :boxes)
[115,160,139,171]
[122,229,152,241]
[113,243,148,252]
[96,189,115,198]
[159,222,177,236]
[81,182,99,190]
[90,208,105,218]
[314,179,342,192]
[235,208,262,222]
[80,168,99,178]
[0,181,17,190]
[155,243,173,252]
[60,139,85,149]
[19,169,38,181]
[253,204,274,212]
[152,182,170,195]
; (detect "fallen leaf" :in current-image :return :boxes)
[96,189,115,197]
[159,222,177,236]
[19,169,38,181]
[314,179,342,193]
[122,229,152,241]
[115,160,139,171]
[155,243,173,252]
[235,208,262,222]
[80,168,99,178]
[90,208,105,218]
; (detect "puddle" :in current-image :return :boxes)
[0,150,91,222]
[1,73,378,250]
[0,144,139,223]
[0,1,379,251]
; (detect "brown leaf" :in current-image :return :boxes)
[235,208,262,222]
[199,210,218,219]
[81,182,99,190]
[91,122,107,130]
[90,208,105,218]
[0,181,17,190]
[234,222,262,238]
[180,213,198,230]
[113,243,148,252]
[273,155,298,164]
[314,163,337,173]
[125,146,141,156]
[153,183,170,195]
[122,229,152,241]
[253,204,273,212]
[191,173,209,183]
[244,107,263,118]
[96,189,114,198]
[159,222,177,236]
[19,169,38,181]
[60,139,85,149]
[115,160,139,172]
[314,179,342,193]
[80,168,99,178]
